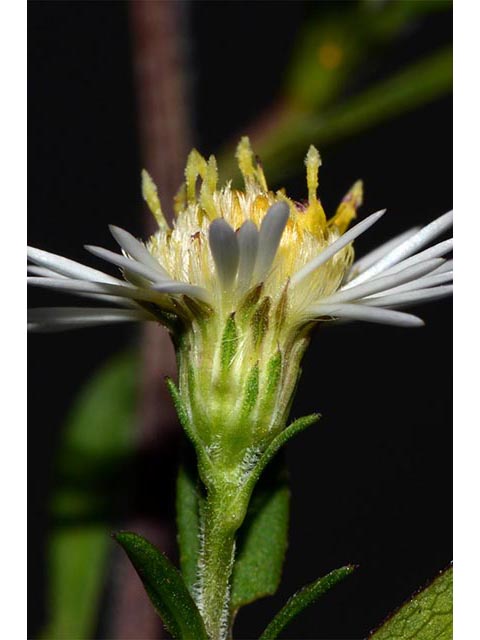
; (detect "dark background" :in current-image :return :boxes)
[28,2,452,639]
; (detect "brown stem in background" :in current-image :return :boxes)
[111,2,192,638]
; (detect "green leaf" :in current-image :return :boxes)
[231,457,290,612]
[259,566,355,640]
[176,457,202,594]
[370,566,452,640]
[241,413,320,500]
[41,350,138,640]
[114,531,208,640]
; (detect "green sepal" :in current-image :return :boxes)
[370,565,452,640]
[165,377,212,477]
[176,456,202,594]
[231,456,290,612]
[239,363,260,422]
[114,531,208,640]
[220,312,238,373]
[181,294,212,322]
[259,565,356,640]
[264,350,282,403]
[238,283,263,324]
[165,377,193,440]
[251,296,271,346]
[273,282,289,334]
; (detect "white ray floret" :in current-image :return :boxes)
[27,277,162,304]
[27,276,142,308]
[361,285,453,309]
[345,210,453,287]
[253,202,290,282]
[367,270,453,298]
[28,307,154,332]
[85,245,169,284]
[369,238,452,280]
[347,226,420,280]
[237,221,259,291]
[27,265,68,279]
[316,258,444,307]
[312,304,425,327]
[291,209,386,286]
[209,218,240,290]
[431,258,453,275]
[27,246,122,284]
[109,225,171,278]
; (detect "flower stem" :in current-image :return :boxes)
[198,484,245,640]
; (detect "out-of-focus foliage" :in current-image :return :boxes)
[237,48,451,182]
[218,0,452,183]
[41,351,138,639]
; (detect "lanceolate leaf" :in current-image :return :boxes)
[42,351,138,640]
[114,531,208,640]
[241,413,320,499]
[370,566,452,640]
[259,566,355,640]
[231,457,290,612]
[176,456,202,594]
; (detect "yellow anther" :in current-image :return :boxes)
[235,137,268,190]
[173,183,187,216]
[254,156,268,192]
[305,145,322,205]
[236,136,256,182]
[329,180,363,234]
[205,155,218,194]
[198,156,219,220]
[185,149,208,202]
[141,170,169,229]
[302,146,326,233]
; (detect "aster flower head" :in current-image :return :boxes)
[28,138,452,470]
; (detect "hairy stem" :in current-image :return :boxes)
[198,485,244,640]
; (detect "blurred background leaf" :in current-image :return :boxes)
[221,47,452,183]
[218,0,452,184]
[40,351,139,639]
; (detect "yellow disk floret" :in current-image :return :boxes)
[146,137,361,321]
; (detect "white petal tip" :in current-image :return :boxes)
[267,201,290,217]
